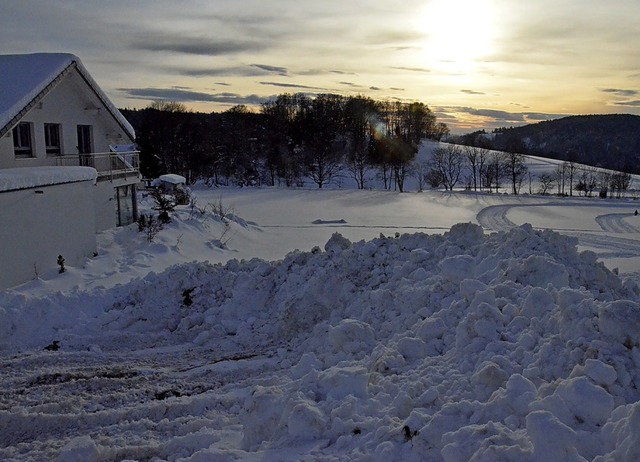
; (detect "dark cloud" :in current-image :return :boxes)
[297,69,358,76]
[119,87,269,106]
[329,70,357,75]
[523,112,566,121]
[435,105,569,134]
[602,88,638,97]
[389,66,431,73]
[179,66,279,77]
[461,89,485,95]
[251,64,288,76]
[459,107,526,123]
[339,81,362,88]
[258,81,328,91]
[613,100,640,107]
[131,32,268,56]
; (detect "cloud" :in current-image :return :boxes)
[131,32,268,56]
[461,89,485,95]
[339,81,362,88]
[251,64,288,76]
[118,87,269,106]
[523,112,567,121]
[258,81,328,91]
[602,88,638,97]
[179,66,280,77]
[389,66,431,73]
[612,100,640,107]
[457,107,527,123]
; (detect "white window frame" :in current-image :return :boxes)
[13,122,34,158]
[44,123,62,155]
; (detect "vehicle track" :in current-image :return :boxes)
[595,213,640,234]
[477,203,640,259]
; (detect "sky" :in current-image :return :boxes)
[1,0,640,133]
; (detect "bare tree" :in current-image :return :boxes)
[429,144,464,191]
[538,173,555,195]
[477,147,489,191]
[298,94,346,188]
[344,96,379,189]
[564,161,577,196]
[598,171,612,198]
[505,151,528,195]
[464,145,479,192]
[576,167,599,197]
[611,172,632,198]
[554,163,566,196]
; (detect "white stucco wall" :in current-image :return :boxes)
[0,69,132,169]
[93,180,116,232]
[0,179,96,289]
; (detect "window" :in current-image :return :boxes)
[44,123,61,155]
[77,125,92,154]
[115,184,137,226]
[12,122,33,157]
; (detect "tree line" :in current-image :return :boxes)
[121,94,449,191]
[425,142,632,197]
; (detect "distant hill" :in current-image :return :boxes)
[458,114,640,174]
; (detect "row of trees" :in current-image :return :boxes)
[124,94,449,191]
[425,144,632,197]
[426,144,528,194]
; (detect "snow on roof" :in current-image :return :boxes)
[0,166,97,192]
[0,53,135,140]
[157,174,186,185]
[109,144,138,153]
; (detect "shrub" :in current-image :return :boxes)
[137,213,163,242]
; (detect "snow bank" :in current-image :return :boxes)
[2,223,640,461]
[0,166,97,192]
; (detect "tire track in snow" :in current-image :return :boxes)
[595,213,640,234]
[476,204,518,232]
[477,203,640,259]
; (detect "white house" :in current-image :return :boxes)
[0,53,141,289]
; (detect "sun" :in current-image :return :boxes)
[419,0,496,71]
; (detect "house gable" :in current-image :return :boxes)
[0,53,134,141]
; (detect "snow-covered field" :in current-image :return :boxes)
[3,186,640,461]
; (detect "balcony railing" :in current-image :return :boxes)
[54,151,140,181]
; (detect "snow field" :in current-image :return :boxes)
[3,218,640,460]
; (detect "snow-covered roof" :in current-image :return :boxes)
[109,144,138,153]
[157,174,187,185]
[0,166,97,192]
[0,53,135,140]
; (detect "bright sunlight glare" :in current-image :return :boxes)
[419,0,496,71]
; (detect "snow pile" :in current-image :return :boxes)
[0,166,97,192]
[2,223,640,460]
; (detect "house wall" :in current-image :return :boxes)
[0,69,132,168]
[0,68,140,230]
[0,179,97,290]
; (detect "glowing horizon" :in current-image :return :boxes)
[1,0,639,134]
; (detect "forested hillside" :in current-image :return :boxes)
[458,115,640,174]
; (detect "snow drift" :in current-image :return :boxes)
[2,223,640,461]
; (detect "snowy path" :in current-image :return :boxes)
[595,213,640,233]
[476,204,518,231]
[476,201,640,261]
